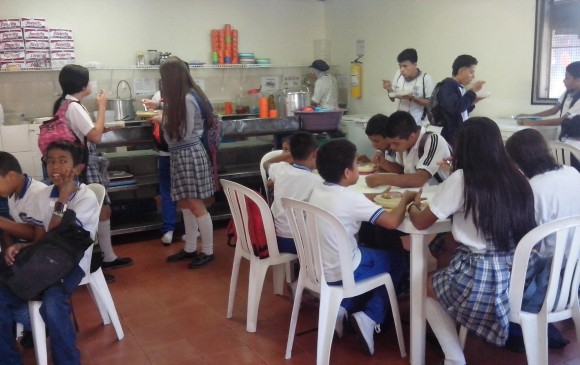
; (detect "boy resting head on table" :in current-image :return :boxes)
[356,113,399,173]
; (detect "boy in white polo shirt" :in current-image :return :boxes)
[366,110,451,188]
[309,139,415,356]
[0,141,99,365]
[264,131,322,253]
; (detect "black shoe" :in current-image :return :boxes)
[188,253,214,269]
[102,257,134,270]
[20,330,34,349]
[167,249,198,263]
[104,273,116,283]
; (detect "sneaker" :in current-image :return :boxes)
[166,249,198,263]
[102,257,134,270]
[104,273,116,283]
[161,231,174,246]
[351,311,379,356]
[335,306,348,339]
[19,330,34,349]
[188,253,214,269]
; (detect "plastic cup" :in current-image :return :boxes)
[268,110,278,118]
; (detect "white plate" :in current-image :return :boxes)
[476,91,491,98]
[388,90,412,98]
[373,194,402,209]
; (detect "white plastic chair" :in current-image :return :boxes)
[29,183,124,365]
[221,179,297,332]
[548,140,580,167]
[259,149,283,205]
[281,197,406,364]
[459,215,580,365]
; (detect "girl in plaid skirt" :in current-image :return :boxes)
[159,57,215,269]
[404,117,537,365]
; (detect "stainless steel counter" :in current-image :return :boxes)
[221,116,299,137]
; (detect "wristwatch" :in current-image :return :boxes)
[53,201,67,218]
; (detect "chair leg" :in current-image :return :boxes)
[246,261,269,332]
[520,314,548,365]
[88,268,125,340]
[316,288,341,365]
[28,301,48,365]
[571,302,580,348]
[384,276,407,357]
[272,263,286,295]
[285,275,306,359]
[227,253,242,319]
[15,322,23,339]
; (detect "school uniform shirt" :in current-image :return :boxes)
[390,70,435,124]
[556,91,580,118]
[311,73,338,109]
[28,183,99,275]
[7,175,46,225]
[429,169,487,253]
[269,162,323,239]
[308,183,384,282]
[529,165,580,254]
[394,127,451,186]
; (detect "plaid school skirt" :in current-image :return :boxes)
[85,144,111,205]
[169,142,214,201]
[432,244,514,347]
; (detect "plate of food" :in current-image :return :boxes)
[373,191,403,209]
[136,110,160,119]
[388,90,412,98]
[357,163,376,173]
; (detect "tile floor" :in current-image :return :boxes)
[17,223,580,365]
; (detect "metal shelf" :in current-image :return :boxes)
[0,64,311,73]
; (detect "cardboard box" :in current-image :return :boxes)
[48,28,73,40]
[0,50,25,61]
[0,40,25,51]
[25,50,50,68]
[0,59,25,71]
[50,49,75,68]
[49,39,75,50]
[0,19,21,29]
[0,28,23,41]
[24,39,49,50]
[23,27,49,39]
[20,18,46,28]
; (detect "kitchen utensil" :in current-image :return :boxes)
[283,90,311,117]
[148,50,158,65]
[107,80,136,121]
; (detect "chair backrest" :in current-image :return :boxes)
[281,197,357,292]
[509,216,580,322]
[221,179,281,258]
[548,141,580,167]
[259,150,283,205]
[86,183,106,241]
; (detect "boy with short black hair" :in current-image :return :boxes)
[359,113,399,173]
[366,111,451,188]
[0,141,100,365]
[265,131,323,254]
[309,139,415,356]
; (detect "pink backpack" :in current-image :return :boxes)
[38,100,81,156]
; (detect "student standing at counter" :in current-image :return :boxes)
[161,57,215,269]
[309,59,338,109]
[517,61,580,126]
[382,48,435,125]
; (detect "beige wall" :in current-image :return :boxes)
[325,0,547,119]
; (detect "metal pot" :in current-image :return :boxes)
[281,89,310,116]
[107,80,135,121]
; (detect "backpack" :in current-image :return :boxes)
[426,80,448,127]
[0,209,94,300]
[225,195,269,259]
[189,91,223,190]
[38,100,82,156]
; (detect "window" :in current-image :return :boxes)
[532,0,580,104]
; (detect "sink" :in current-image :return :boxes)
[100,123,154,147]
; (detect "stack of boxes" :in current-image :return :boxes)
[0,17,74,70]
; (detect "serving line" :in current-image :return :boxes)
[350,177,451,365]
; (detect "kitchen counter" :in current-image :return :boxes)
[221,116,299,137]
[493,118,559,142]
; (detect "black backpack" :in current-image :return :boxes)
[426,80,448,127]
[0,209,94,300]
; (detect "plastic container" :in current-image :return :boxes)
[294,109,345,131]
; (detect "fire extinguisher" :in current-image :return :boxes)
[351,56,363,99]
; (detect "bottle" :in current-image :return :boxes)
[136,51,145,67]
[268,94,275,111]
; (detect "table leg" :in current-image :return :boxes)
[410,233,428,365]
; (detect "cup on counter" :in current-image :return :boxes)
[224,101,233,115]
[268,109,278,118]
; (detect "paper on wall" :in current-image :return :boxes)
[133,78,157,96]
[261,76,280,93]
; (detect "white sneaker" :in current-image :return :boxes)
[161,231,173,245]
[335,306,347,339]
[351,311,379,356]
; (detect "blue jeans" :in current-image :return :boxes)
[331,246,406,324]
[0,266,85,365]
[276,236,297,254]
[158,155,176,234]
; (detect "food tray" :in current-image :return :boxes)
[294,109,345,131]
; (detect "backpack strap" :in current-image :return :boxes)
[417,131,443,183]
[559,90,569,117]
[421,72,428,120]
[561,91,580,117]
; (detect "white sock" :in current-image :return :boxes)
[197,213,213,255]
[181,209,199,253]
[98,220,117,262]
[425,297,466,365]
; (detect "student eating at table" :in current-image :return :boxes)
[365,111,451,188]
[402,117,537,365]
[356,113,398,173]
